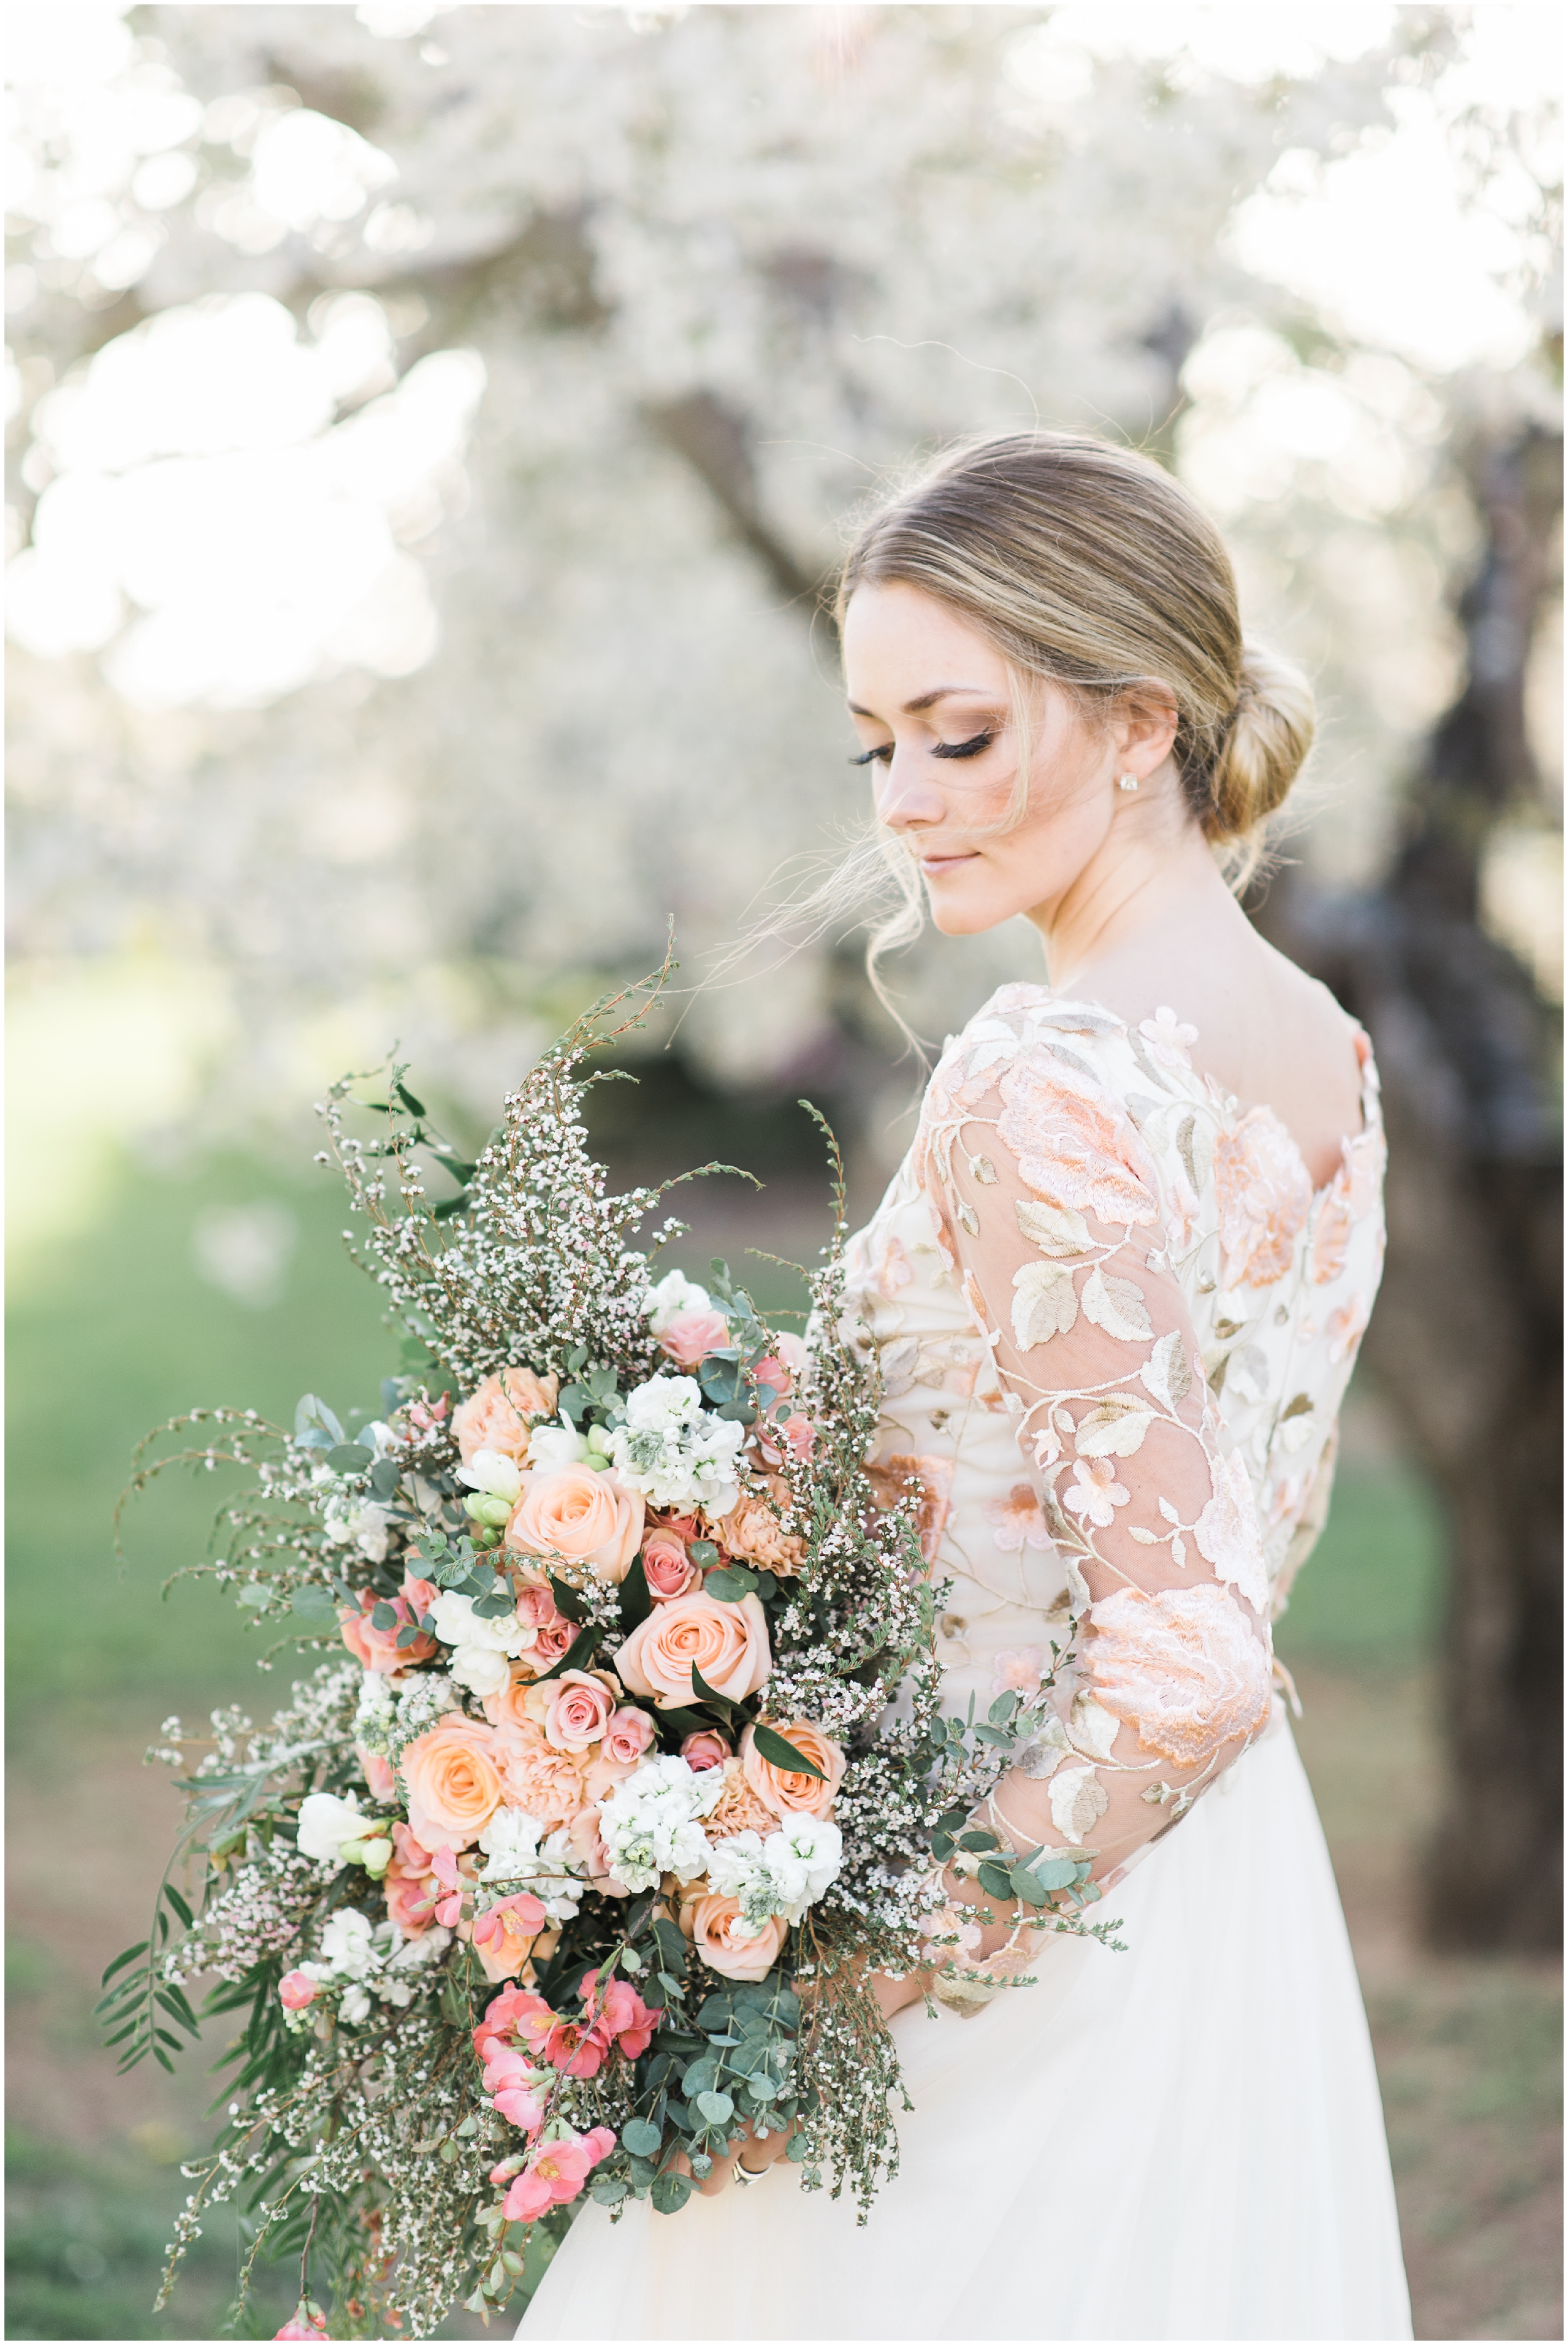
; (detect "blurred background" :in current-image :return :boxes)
[5,4,1561,2337]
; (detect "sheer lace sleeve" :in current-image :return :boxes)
[913,1012,1274,1893]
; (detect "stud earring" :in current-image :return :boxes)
[1117,772,1140,792]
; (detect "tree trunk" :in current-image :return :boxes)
[1258,421,1562,1951]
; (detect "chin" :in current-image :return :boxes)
[924,881,1021,938]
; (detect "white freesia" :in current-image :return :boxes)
[609,1375,748,1514]
[527,1419,592,1469]
[457,1446,524,1503]
[597,1753,724,1894]
[319,1908,381,1978]
[647,1269,713,1332]
[295,1790,367,1864]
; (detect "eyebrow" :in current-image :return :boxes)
[846,686,997,718]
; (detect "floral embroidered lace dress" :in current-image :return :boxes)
[522,983,1412,2345]
[845,982,1387,1940]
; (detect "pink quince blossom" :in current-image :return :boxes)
[501,2127,617,2223]
[274,2305,329,2340]
[580,1969,660,2058]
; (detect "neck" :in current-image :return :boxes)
[1027,801,1242,992]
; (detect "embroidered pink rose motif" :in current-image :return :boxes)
[997,1051,1159,1228]
[1327,1292,1370,1363]
[1213,1108,1312,1288]
[1086,1585,1272,1766]
[990,1646,1045,1698]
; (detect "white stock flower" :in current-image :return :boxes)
[704,1829,769,1902]
[598,1753,724,1893]
[478,1812,585,1916]
[319,1908,381,1979]
[386,1923,452,1970]
[610,1376,747,1513]
[339,1983,373,2024]
[354,1669,395,1731]
[457,1447,524,1503]
[295,1790,367,1864]
[762,1817,842,1921]
[646,1269,713,1333]
[428,1589,527,1693]
[323,1501,395,1561]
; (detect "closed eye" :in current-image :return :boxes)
[849,728,995,767]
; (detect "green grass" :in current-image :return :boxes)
[1275,1461,1446,1667]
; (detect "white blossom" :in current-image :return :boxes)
[456,1446,524,1503]
[597,1753,724,1893]
[295,1790,367,1864]
[647,1268,713,1332]
[610,1375,747,1513]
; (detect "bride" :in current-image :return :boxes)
[521,432,1412,2341]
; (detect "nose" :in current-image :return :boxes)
[875,748,946,831]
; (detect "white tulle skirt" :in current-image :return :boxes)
[519,1716,1411,2342]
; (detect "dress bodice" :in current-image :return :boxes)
[843,982,1385,1869]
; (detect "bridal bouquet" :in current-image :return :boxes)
[105,972,1116,2340]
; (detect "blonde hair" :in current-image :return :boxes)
[829,430,1315,1004]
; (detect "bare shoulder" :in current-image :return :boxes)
[1069,931,1365,1189]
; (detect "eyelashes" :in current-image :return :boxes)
[848,729,997,768]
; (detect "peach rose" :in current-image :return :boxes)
[581,1752,638,1804]
[711,1486,805,1575]
[679,1728,732,1772]
[400,1713,504,1852]
[494,1723,590,1829]
[453,1368,559,1463]
[642,1528,701,1603]
[543,1670,617,1754]
[507,1465,644,1584]
[601,1706,655,1767]
[740,1720,845,1821]
[679,1890,788,1982]
[657,1309,731,1367]
[702,1757,778,1842]
[339,1575,439,1674]
[615,1592,771,1710]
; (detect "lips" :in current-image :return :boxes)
[919,851,978,876]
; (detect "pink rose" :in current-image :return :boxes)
[472,1890,549,1983]
[679,1889,788,1982]
[278,1970,319,2011]
[400,1714,504,1851]
[274,2305,329,2340]
[357,1745,397,1802]
[615,1592,771,1710]
[740,1720,845,1820]
[453,1368,559,1462]
[601,1705,655,1766]
[657,1309,731,1366]
[642,1528,701,1602]
[508,1465,644,1583]
[515,1581,575,1666]
[543,1670,617,1754]
[680,1727,732,1772]
[337,1575,439,1675]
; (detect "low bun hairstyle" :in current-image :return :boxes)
[837,430,1313,878]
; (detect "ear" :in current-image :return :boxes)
[1112,683,1180,779]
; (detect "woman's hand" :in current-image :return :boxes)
[670,2117,797,2199]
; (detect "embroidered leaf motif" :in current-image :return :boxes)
[1015,1199,1091,1257]
[1127,1525,1157,1545]
[1011,1260,1078,1349]
[1035,1006,1122,1034]
[1139,1328,1192,1409]
[957,1200,980,1236]
[1224,1343,1269,1408]
[969,1155,997,1184]
[1075,1395,1154,1458]
[1176,1110,1212,1194]
[1018,1714,1070,1780]
[1068,1692,1120,1762]
[1049,1763,1110,1845]
[877,1338,920,1398]
[1170,1533,1187,1566]
[1064,1556,1092,1613]
[1280,1391,1313,1420]
[1158,1497,1181,1525]
[1081,1265,1153,1341]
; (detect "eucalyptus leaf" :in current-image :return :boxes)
[695,2090,734,2125]
[327,1443,374,1474]
[702,1567,758,1602]
[620,2118,662,2158]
